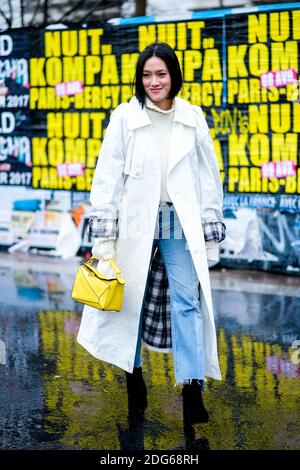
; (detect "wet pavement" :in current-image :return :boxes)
[0,252,299,450]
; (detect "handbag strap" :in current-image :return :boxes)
[107,257,121,275]
[87,256,122,275]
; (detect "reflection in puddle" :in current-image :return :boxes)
[0,256,299,450]
[34,303,300,450]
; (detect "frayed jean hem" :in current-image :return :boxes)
[173,378,206,392]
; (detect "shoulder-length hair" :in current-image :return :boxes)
[133,42,183,107]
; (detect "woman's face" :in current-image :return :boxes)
[142,56,172,109]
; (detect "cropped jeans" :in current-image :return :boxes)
[134,203,205,386]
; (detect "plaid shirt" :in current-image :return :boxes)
[89,216,226,350]
[142,246,172,349]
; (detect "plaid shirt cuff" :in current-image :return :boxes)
[88,217,118,239]
[89,218,226,242]
[203,221,226,242]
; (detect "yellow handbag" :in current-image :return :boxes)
[71,256,125,311]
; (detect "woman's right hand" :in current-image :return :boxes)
[205,240,219,262]
[92,238,116,260]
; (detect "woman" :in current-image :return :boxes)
[77,42,226,424]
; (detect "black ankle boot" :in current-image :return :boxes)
[125,367,148,428]
[125,367,148,408]
[182,380,209,425]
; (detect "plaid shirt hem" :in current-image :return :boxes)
[142,247,172,349]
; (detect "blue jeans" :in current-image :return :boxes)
[134,203,205,385]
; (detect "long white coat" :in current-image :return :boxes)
[77,96,224,380]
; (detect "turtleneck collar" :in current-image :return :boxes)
[145,96,175,114]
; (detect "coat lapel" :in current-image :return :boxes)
[126,96,197,175]
[168,98,197,175]
[127,96,151,130]
[168,121,194,176]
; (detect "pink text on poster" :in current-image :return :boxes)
[261,161,296,179]
[266,355,299,378]
[260,69,297,88]
[57,163,85,177]
[55,81,84,97]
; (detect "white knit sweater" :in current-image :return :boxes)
[145,96,175,203]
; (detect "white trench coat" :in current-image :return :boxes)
[77,96,224,380]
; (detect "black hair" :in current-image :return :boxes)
[133,42,183,107]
